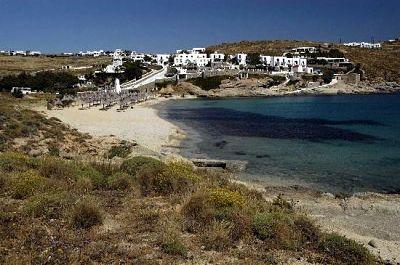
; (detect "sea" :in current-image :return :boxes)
[158,94,400,194]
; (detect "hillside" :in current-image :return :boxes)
[0,55,112,77]
[207,40,400,83]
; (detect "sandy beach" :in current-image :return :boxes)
[38,97,186,155]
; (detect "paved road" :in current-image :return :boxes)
[121,67,167,90]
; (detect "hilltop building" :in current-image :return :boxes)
[343,42,381,49]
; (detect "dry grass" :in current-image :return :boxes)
[0,55,111,77]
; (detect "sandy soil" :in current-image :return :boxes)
[38,97,186,155]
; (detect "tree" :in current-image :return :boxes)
[322,69,334,84]
[144,55,152,62]
[121,61,143,82]
[247,53,261,66]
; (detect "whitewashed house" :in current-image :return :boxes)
[156,54,170,66]
[28,51,41,56]
[174,48,211,67]
[130,52,145,62]
[209,52,225,62]
[290,47,317,57]
[343,42,381,49]
[11,50,27,56]
[235,53,247,66]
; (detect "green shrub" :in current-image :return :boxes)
[294,215,321,248]
[200,221,233,251]
[25,192,70,219]
[252,211,301,250]
[0,174,5,190]
[48,144,60,157]
[0,152,39,173]
[121,156,164,177]
[104,141,133,159]
[71,200,102,229]
[12,170,46,199]
[108,172,131,190]
[39,156,75,180]
[137,160,201,196]
[187,76,231,91]
[75,165,106,189]
[162,240,187,256]
[319,233,376,265]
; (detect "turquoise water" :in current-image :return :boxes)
[159,94,400,194]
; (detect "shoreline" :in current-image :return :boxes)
[37,94,400,262]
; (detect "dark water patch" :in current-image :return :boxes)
[256,154,271,159]
[214,140,228,149]
[234,151,246,156]
[166,107,380,142]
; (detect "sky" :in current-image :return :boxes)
[0,0,399,53]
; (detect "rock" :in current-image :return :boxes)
[322,192,336,199]
[28,149,43,157]
[368,239,377,248]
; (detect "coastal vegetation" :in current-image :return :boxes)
[0,94,381,263]
[0,150,378,264]
[187,75,233,91]
[0,71,79,92]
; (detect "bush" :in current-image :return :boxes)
[75,164,106,189]
[187,76,231,91]
[137,160,200,196]
[181,191,214,232]
[271,194,293,212]
[200,221,233,251]
[294,215,321,248]
[75,177,93,193]
[39,156,75,180]
[158,217,187,256]
[121,156,164,177]
[25,192,70,219]
[71,200,102,229]
[0,152,39,173]
[209,187,245,209]
[103,141,133,159]
[108,172,131,190]
[252,211,301,250]
[12,170,46,199]
[319,233,376,265]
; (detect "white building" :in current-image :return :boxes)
[290,47,317,56]
[343,42,381,49]
[317,57,349,64]
[260,55,307,68]
[209,52,225,62]
[28,51,41,56]
[156,54,170,66]
[235,53,247,65]
[104,50,124,73]
[11,50,27,56]
[174,48,210,67]
[130,52,145,62]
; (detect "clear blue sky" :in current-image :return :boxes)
[0,0,399,53]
